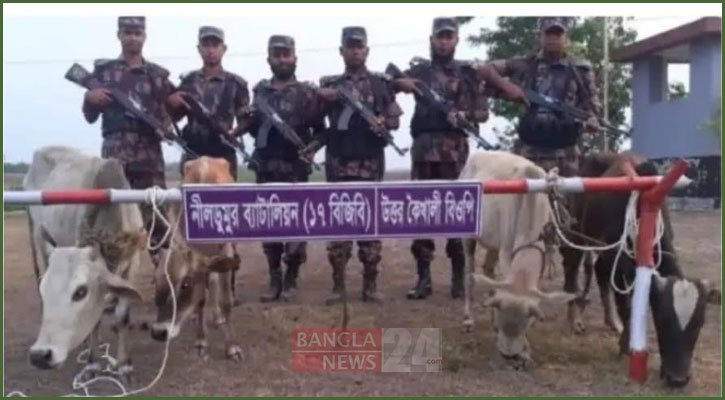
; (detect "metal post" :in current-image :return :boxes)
[628,159,690,382]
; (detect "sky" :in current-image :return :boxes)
[3,3,719,169]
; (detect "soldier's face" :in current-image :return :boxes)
[430,31,458,57]
[540,28,568,54]
[198,38,226,66]
[117,28,145,54]
[340,41,368,69]
[268,48,297,79]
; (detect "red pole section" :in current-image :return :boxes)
[41,189,112,205]
[628,159,689,383]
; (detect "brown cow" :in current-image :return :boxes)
[562,152,721,387]
[150,156,242,361]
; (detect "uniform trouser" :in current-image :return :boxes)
[101,131,168,251]
[180,144,239,181]
[409,161,464,262]
[326,175,382,282]
[256,164,308,266]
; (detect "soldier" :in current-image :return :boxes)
[241,35,326,302]
[168,26,250,180]
[305,27,402,304]
[485,16,601,176]
[393,17,523,300]
[166,26,249,303]
[82,16,175,265]
[484,16,602,329]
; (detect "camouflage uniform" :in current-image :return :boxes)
[83,16,174,256]
[404,18,489,300]
[490,17,601,177]
[315,26,403,303]
[248,35,326,302]
[175,27,250,180]
[491,17,602,313]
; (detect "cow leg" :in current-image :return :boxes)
[208,272,225,328]
[561,246,585,334]
[482,248,498,279]
[463,238,477,332]
[114,299,134,384]
[594,255,623,334]
[194,296,209,361]
[217,271,243,362]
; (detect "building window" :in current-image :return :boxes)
[667,63,690,100]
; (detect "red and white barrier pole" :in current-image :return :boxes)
[628,159,690,382]
[3,175,692,205]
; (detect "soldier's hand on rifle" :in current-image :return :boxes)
[371,116,387,136]
[583,115,600,132]
[447,110,465,129]
[84,88,113,109]
[502,83,529,107]
[317,88,340,103]
[395,78,423,96]
[299,144,317,164]
[166,92,191,112]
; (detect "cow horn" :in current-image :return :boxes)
[40,225,57,249]
[533,288,578,303]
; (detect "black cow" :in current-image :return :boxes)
[561,152,720,387]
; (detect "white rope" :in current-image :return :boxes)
[6,195,182,398]
[145,186,173,252]
[544,169,666,295]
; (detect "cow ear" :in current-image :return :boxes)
[105,272,142,302]
[701,279,722,306]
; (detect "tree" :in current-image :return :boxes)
[668,81,687,100]
[466,17,637,152]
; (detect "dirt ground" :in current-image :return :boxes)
[3,210,722,397]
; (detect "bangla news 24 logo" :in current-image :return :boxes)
[292,328,442,372]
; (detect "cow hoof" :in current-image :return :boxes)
[195,340,209,361]
[227,345,244,362]
[463,317,474,333]
[571,320,586,335]
[214,316,227,328]
[605,319,624,335]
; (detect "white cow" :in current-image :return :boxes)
[460,151,575,368]
[25,146,145,380]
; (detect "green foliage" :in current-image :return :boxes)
[3,162,29,174]
[467,17,637,151]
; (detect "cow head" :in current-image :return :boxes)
[476,246,576,368]
[650,274,720,387]
[150,241,236,342]
[29,229,142,369]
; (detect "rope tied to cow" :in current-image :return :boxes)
[543,168,667,295]
[6,195,182,398]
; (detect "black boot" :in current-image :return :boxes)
[450,255,465,299]
[281,262,300,302]
[362,265,383,303]
[325,263,346,305]
[260,256,283,303]
[407,260,432,300]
